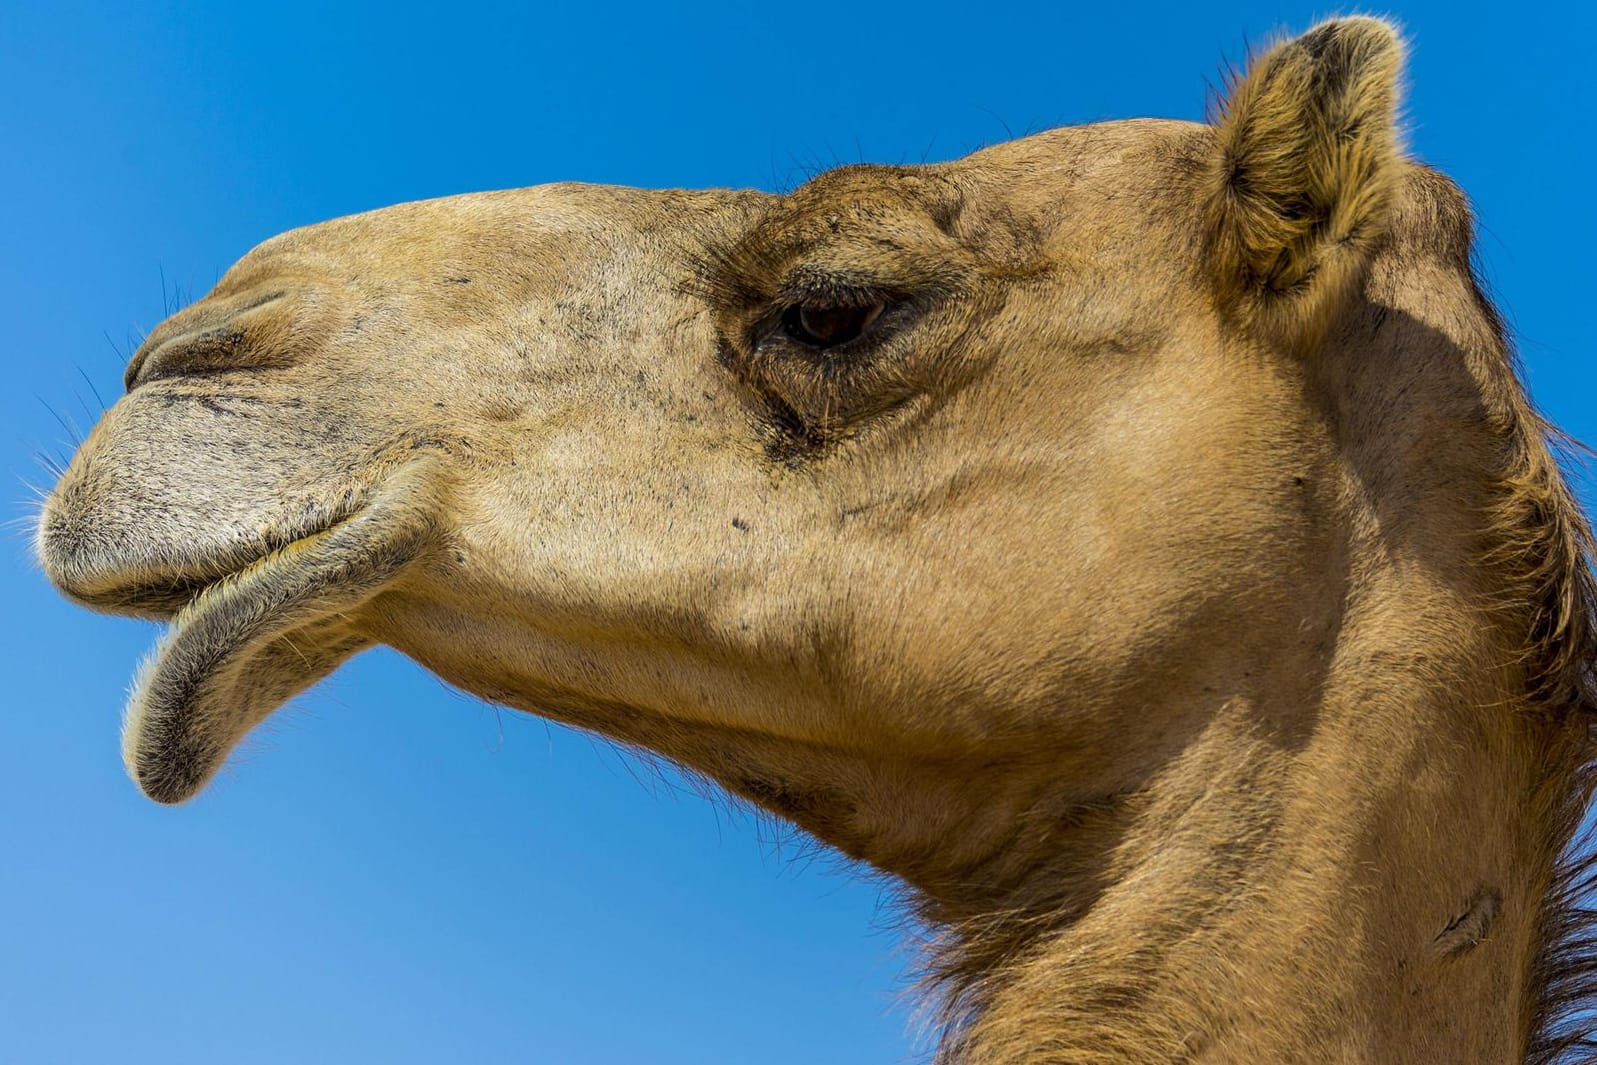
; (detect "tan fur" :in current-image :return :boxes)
[1207,17,1404,345]
[36,19,1597,1063]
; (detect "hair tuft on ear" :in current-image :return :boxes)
[1206,17,1406,344]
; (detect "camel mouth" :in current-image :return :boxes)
[121,463,442,804]
[70,568,254,620]
[39,495,371,622]
[153,517,364,620]
[43,549,234,620]
[124,511,362,618]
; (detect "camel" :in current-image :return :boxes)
[35,17,1597,1063]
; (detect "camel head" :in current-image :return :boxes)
[38,19,1597,1058]
[33,14,1430,806]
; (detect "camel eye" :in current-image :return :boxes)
[781,301,885,349]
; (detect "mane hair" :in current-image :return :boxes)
[1489,334,1597,1061]
[1529,712,1597,1065]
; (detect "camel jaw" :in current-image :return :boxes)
[118,464,442,803]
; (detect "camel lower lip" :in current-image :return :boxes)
[122,465,440,803]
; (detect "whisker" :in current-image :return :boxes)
[35,396,83,449]
[31,450,65,481]
[0,511,44,536]
[70,387,96,430]
[77,365,108,414]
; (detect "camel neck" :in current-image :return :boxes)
[921,678,1557,1064]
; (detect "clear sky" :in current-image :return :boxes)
[3,2,1593,1062]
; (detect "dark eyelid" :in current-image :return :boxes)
[777,277,898,308]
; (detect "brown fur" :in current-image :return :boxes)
[36,18,1597,1063]
[1207,18,1405,345]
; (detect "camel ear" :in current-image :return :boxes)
[1205,17,1405,344]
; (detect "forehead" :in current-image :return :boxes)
[733,118,1208,251]
[215,118,1209,295]
[784,118,1206,205]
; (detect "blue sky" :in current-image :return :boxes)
[2,2,1592,1062]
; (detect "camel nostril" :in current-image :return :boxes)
[122,349,151,393]
[125,326,251,392]
[123,289,291,393]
